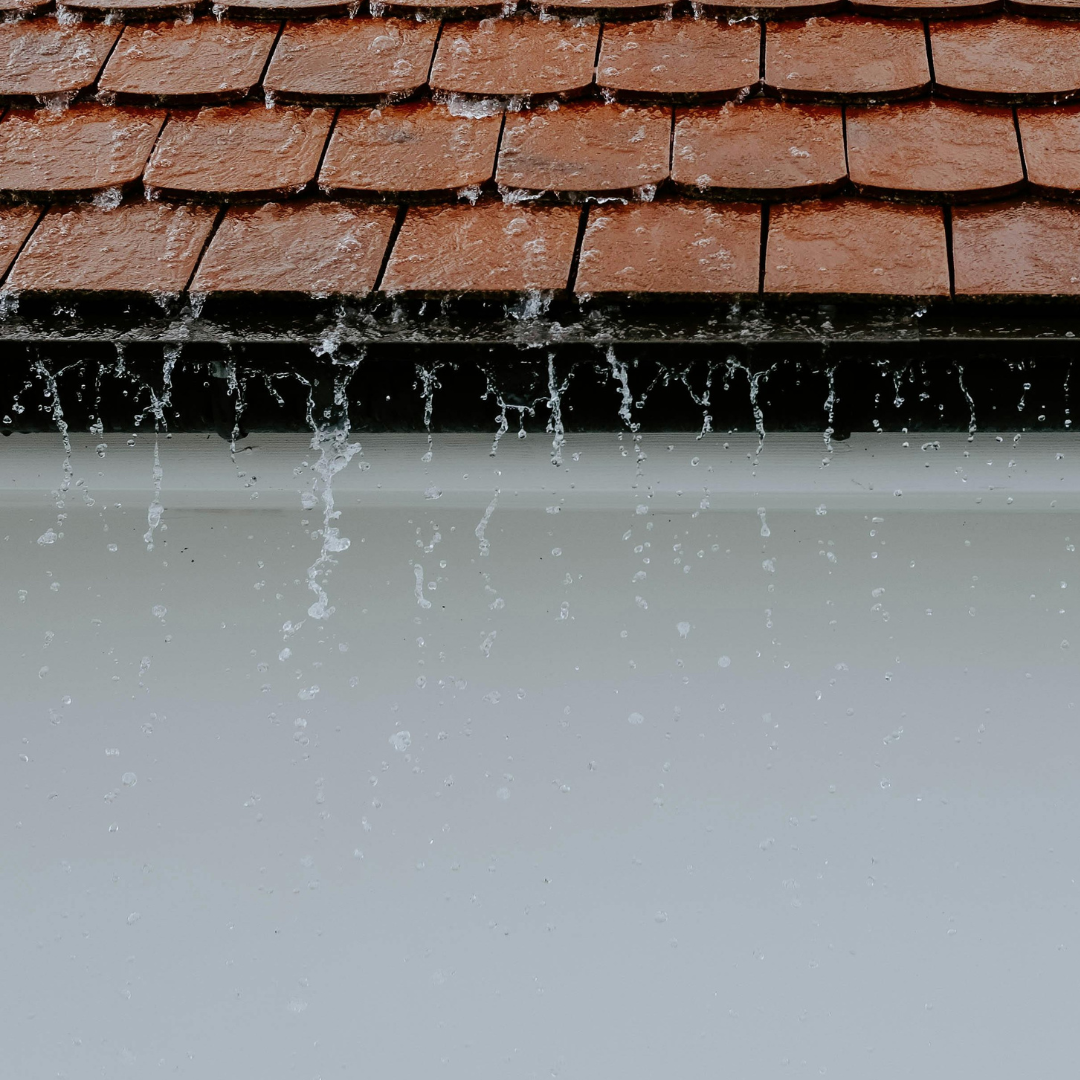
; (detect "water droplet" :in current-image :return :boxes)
[628,712,644,725]
[122,772,137,787]
[389,731,411,752]
[718,655,731,668]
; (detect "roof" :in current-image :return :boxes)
[2,3,1080,334]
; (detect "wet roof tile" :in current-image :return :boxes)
[765,198,949,296]
[0,21,120,102]
[381,202,580,293]
[215,0,354,18]
[319,102,502,196]
[0,204,41,283]
[191,201,397,295]
[931,17,1080,104]
[696,0,844,16]
[99,20,279,106]
[765,17,930,102]
[6,202,217,293]
[575,201,761,295]
[61,0,200,15]
[672,100,846,198]
[497,102,671,195]
[430,17,598,100]
[846,100,1024,201]
[536,0,670,16]
[144,104,333,200]
[264,18,439,104]
[1017,106,1080,197]
[1007,0,1080,15]
[596,18,760,103]
[953,200,1080,296]
[850,0,1000,16]
[0,103,165,200]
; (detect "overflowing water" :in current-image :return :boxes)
[2,353,1079,1077]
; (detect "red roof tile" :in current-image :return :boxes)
[575,201,761,295]
[931,16,1080,103]
[0,104,165,200]
[144,104,333,200]
[1018,106,1080,197]
[765,17,930,102]
[672,100,846,198]
[430,17,598,100]
[596,18,760,103]
[851,0,999,16]
[697,0,844,15]
[497,102,671,195]
[7,202,216,293]
[765,198,949,296]
[0,21,119,102]
[846,100,1024,201]
[1007,0,1080,15]
[99,19,279,106]
[953,200,1080,296]
[380,202,580,293]
[61,0,200,15]
[191,201,396,295]
[216,0,354,17]
[319,102,502,196]
[0,204,41,282]
[264,18,439,104]
[538,0,669,15]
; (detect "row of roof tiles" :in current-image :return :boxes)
[4,98,1080,202]
[1,197,1076,297]
[3,0,1080,19]
[6,15,1080,105]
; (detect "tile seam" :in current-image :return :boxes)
[185,204,229,293]
[566,203,589,294]
[943,203,956,300]
[372,203,407,294]
[256,20,288,101]
[0,204,47,289]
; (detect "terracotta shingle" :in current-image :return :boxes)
[0,204,41,283]
[765,17,930,102]
[672,100,846,198]
[497,102,671,195]
[0,21,119,102]
[191,202,397,295]
[575,201,761,295]
[537,0,670,15]
[99,19,279,106]
[319,103,502,196]
[144,104,333,201]
[931,17,1080,104]
[6,202,217,293]
[0,104,165,200]
[953,201,1080,296]
[430,17,598,100]
[597,18,760,103]
[214,0,354,17]
[264,18,439,104]
[846,100,1024,201]
[1017,106,1080,197]
[765,198,949,296]
[381,202,580,294]
[851,0,999,16]
[1007,0,1080,15]
[696,0,844,16]
[61,0,200,15]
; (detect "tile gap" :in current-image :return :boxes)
[943,203,956,300]
[256,21,287,100]
[757,201,769,297]
[1013,106,1028,182]
[566,203,590,294]
[373,204,408,294]
[425,18,445,87]
[93,22,127,101]
[758,17,766,85]
[923,19,935,88]
[1,205,47,289]
[313,107,341,195]
[185,204,229,293]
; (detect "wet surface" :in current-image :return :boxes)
[0,19,119,100]
[1017,105,1080,198]
[597,18,760,102]
[144,104,333,200]
[264,18,440,103]
[191,202,398,297]
[497,102,672,194]
[99,19,279,105]
[765,16,930,101]
[765,199,950,297]
[381,202,580,293]
[672,100,847,197]
[430,16,598,98]
[846,100,1025,200]
[319,102,503,196]
[7,202,216,294]
[930,15,1080,103]
[952,200,1080,296]
[0,105,165,199]
[3,432,1079,1078]
[575,202,761,296]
